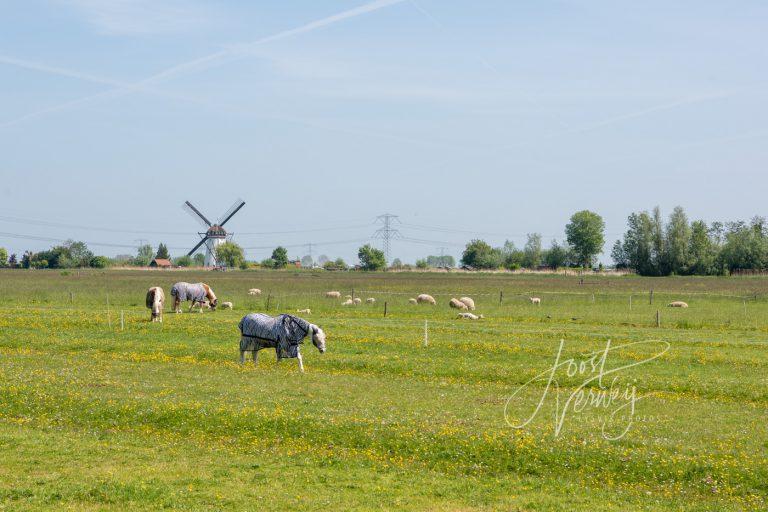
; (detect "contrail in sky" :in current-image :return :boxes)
[0,0,408,129]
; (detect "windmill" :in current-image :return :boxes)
[183,199,246,267]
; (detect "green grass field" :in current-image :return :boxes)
[0,269,766,511]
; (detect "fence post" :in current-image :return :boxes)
[120,310,124,331]
[266,294,271,310]
[69,291,73,303]
[423,320,429,347]
[656,310,660,328]
[629,295,632,310]
[649,289,654,305]
[499,291,503,305]
[384,301,388,317]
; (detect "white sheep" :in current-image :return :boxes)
[417,294,436,305]
[341,299,355,306]
[668,301,689,308]
[353,297,362,305]
[344,295,353,300]
[449,298,468,310]
[296,308,311,314]
[459,297,475,310]
[365,297,376,304]
[408,298,417,305]
[248,288,262,296]
[530,297,541,305]
[221,301,233,309]
[457,312,484,320]
[192,301,211,310]
[325,291,341,299]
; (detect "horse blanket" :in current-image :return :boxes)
[171,282,207,303]
[238,313,312,359]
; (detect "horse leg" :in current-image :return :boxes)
[297,352,304,373]
[252,350,258,365]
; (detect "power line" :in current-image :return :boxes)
[0,231,188,250]
[372,213,402,263]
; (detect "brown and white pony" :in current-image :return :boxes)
[146,287,165,322]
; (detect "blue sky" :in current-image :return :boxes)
[1,0,766,263]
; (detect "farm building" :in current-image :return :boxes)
[149,258,172,269]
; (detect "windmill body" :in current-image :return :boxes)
[183,199,246,267]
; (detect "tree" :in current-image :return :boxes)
[193,253,205,266]
[216,241,245,268]
[317,254,329,266]
[271,247,289,268]
[565,210,605,268]
[545,239,569,268]
[358,244,386,271]
[22,251,33,269]
[8,253,18,268]
[300,255,314,268]
[523,233,543,269]
[461,239,501,269]
[175,255,193,267]
[415,259,428,269]
[665,206,692,274]
[89,255,110,268]
[390,258,403,269]
[156,243,170,260]
[65,240,93,268]
[0,247,7,267]
[425,255,455,268]
[135,244,154,266]
[688,220,717,275]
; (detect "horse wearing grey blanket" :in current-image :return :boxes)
[238,313,326,372]
[171,282,218,313]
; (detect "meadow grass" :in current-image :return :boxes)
[0,269,766,511]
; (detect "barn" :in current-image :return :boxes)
[149,258,172,269]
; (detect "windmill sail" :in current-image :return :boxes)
[183,201,212,227]
[187,236,209,256]
[218,199,246,227]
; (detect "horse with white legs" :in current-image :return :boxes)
[170,282,218,313]
[238,313,326,373]
[146,287,165,322]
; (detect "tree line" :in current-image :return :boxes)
[612,206,768,276]
[4,207,766,275]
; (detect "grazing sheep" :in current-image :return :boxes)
[344,295,353,300]
[296,308,311,314]
[146,286,164,323]
[171,282,218,313]
[529,297,541,305]
[221,302,233,310]
[325,291,341,299]
[668,301,689,308]
[459,297,475,310]
[353,297,362,305]
[408,298,417,304]
[341,299,355,306]
[248,288,262,296]
[457,312,484,320]
[449,298,468,310]
[192,301,211,310]
[417,294,436,305]
[366,297,376,304]
[238,313,326,373]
